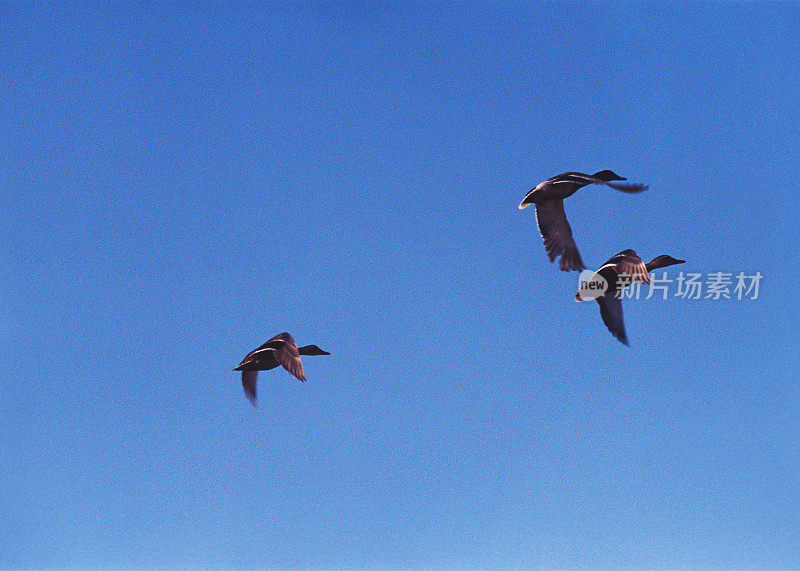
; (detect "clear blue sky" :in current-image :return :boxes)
[2,2,799,568]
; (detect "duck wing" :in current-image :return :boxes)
[610,250,652,285]
[605,181,648,193]
[273,339,306,382]
[535,199,585,271]
[242,370,258,406]
[568,174,647,193]
[591,178,647,193]
[597,294,629,346]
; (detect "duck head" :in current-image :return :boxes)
[298,345,331,356]
[647,255,686,270]
[592,170,627,182]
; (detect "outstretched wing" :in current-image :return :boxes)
[535,199,585,271]
[610,250,651,285]
[273,339,306,382]
[242,370,258,406]
[574,175,648,194]
[597,295,629,346]
[605,182,648,193]
[270,332,297,345]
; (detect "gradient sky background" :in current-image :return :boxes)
[2,2,799,568]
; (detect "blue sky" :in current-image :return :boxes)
[1,2,799,568]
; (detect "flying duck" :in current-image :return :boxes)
[233,332,329,405]
[518,171,648,271]
[576,249,685,345]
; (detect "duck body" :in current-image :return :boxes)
[234,340,283,372]
[577,249,685,345]
[518,171,648,272]
[519,171,624,205]
[234,332,329,405]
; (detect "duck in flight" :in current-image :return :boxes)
[234,332,330,405]
[576,249,685,345]
[518,171,648,271]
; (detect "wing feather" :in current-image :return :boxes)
[573,175,648,193]
[615,252,651,285]
[604,182,648,193]
[597,295,629,346]
[242,370,258,406]
[273,339,306,382]
[535,199,585,271]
